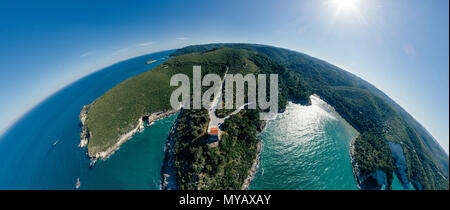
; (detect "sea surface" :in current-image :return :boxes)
[0,50,175,189]
[250,96,359,190]
[1,51,393,190]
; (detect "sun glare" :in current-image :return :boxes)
[327,0,365,24]
[333,0,358,11]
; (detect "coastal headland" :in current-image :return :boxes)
[80,43,448,190]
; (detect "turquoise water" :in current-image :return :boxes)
[0,50,175,189]
[392,174,402,189]
[392,173,415,190]
[1,50,361,190]
[250,96,359,190]
[80,115,177,190]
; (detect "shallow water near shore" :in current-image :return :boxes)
[250,97,359,190]
[0,50,174,189]
[80,115,177,189]
[392,173,415,190]
[1,50,398,190]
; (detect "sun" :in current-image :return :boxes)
[325,0,366,25]
[333,0,358,11]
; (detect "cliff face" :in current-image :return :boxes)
[79,105,90,148]
[79,106,179,160]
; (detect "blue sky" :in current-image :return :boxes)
[0,0,448,153]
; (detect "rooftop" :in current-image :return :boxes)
[210,127,219,135]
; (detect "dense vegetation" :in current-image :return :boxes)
[83,48,237,156]
[83,69,175,156]
[172,108,262,189]
[171,43,449,190]
[83,43,448,190]
[84,47,306,189]
[168,48,306,189]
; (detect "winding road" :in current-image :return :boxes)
[207,66,251,139]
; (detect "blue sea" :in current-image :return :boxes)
[0,50,402,190]
[0,50,175,189]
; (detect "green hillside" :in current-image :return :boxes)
[81,43,448,190]
[171,43,449,190]
[82,47,309,189]
[166,48,308,189]
[82,49,241,156]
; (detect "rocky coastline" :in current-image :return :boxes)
[310,94,370,189]
[161,109,183,190]
[241,118,267,190]
[241,140,262,190]
[79,105,90,148]
[79,106,180,162]
[351,136,392,190]
[350,136,363,189]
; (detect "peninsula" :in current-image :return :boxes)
[80,43,448,190]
